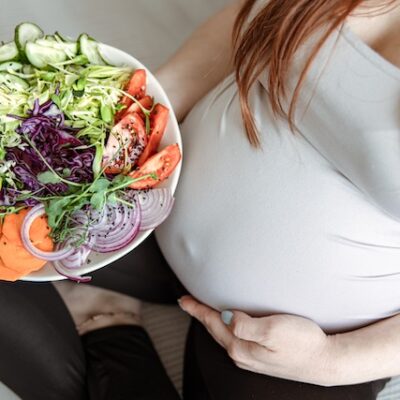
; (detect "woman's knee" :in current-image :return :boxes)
[0,282,87,400]
[54,281,142,335]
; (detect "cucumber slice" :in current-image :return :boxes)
[0,61,23,72]
[78,34,105,65]
[55,31,75,43]
[35,38,78,58]
[62,42,79,59]
[25,42,67,68]
[44,35,57,42]
[15,22,44,60]
[0,72,29,91]
[52,34,78,58]
[0,41,19,62]
[98,48,112,66]
[35,38,59,46]
[22,64,34,74]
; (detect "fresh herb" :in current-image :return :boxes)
[37,171,62,185]
[43,172,155,242]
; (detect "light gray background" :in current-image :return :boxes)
[0,0,399,398]
[0,0,228,71]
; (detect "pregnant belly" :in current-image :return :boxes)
[156,78,400,334]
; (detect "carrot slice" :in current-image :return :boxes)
[30,214,52,244]
[2,209,28,246]
[37,236,54,252]
[0,258,23,282]
[0,236,47,272]
[0,210,54,280]
[2,209,52,246]
[0,235,53,281]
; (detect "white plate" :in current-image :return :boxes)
[22,44,182,282]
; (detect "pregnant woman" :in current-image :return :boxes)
[2,0,400,399]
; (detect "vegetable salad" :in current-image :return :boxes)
[0,22,181,282]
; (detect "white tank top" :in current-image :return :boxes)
[156,24,400,334]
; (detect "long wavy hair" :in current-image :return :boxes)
[233,0,397,147]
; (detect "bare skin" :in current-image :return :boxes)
[347,0,400,69]
[56,0,400,343]
[54,281,142,335]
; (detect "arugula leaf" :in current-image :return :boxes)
[115,103,126,112]
[90,192,105,210]
[37,171,62,185]
[88,178,110,193]
[110,174,134,187]
[71,196,90,210]
[107,192,117,205]
[0,205,26,218]
[46,197,71,228]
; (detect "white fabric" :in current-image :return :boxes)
[156,23,400,334]
[0,0,398,398]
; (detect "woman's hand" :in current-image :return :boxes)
[179,295,338,386]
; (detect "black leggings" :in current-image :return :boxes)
[0,234,390,400]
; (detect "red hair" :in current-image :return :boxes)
[233,0,396,146]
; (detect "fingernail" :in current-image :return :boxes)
[221,310,233,325]
[177,298,185,311]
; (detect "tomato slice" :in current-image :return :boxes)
[129,144,181,190]
[126,69,147,98]
[115,69,147,121]
[116,95,154,123]
[102,112,148,174]
[137,104,169,166]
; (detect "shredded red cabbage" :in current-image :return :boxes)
[3,98,94,205]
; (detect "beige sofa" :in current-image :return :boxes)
[0,0,398,398]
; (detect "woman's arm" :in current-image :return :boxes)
[155,1,244,122]
[179,295,400,386]
[331,312,400,384]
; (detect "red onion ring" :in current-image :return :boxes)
[70,210,90,226]
[53,263,92,283]
[92,204,124,234]
[51,236,93,281]
[52,243,91,270]
[68,226,96,249]
[137,188,174,231]
[21,204,75,261]
[91,201,141,253]
[85,207,109,230]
